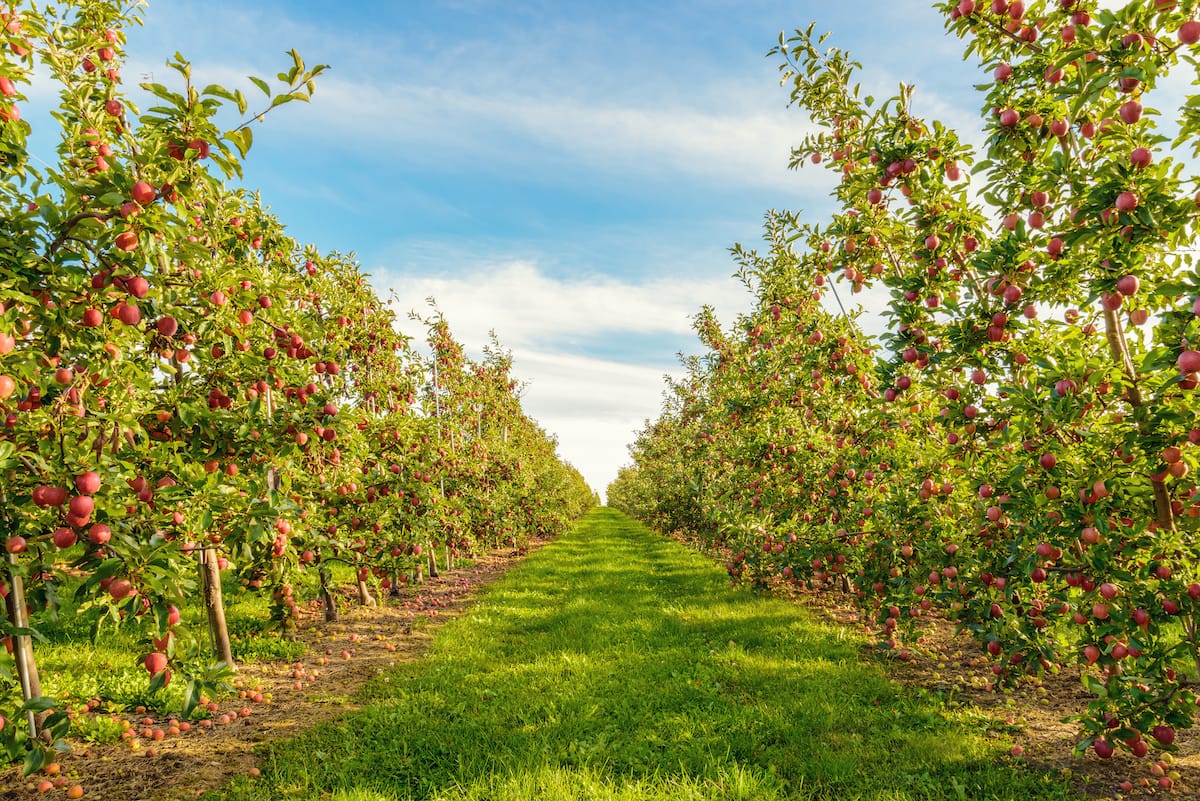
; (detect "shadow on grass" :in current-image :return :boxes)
[211,509,1076,801]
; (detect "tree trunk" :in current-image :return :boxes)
[199,548,235,671]
[1102,307,1176,532]
[357,577,376,607]
[318,558,339,622]
[5,554,42,736]
[427,543,440,578]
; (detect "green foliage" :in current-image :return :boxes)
[0,0,592,768]
[613,0,1200,763]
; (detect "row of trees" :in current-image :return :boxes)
[0,0,594,771]
[611,0,1200,765]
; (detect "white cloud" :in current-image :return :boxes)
[378,261,754,497]
[382,260,746,353]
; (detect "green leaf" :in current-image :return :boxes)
[249,76,271,96]
[22,747,45,777]
[20,696,59,713]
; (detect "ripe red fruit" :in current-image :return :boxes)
[994,62,1013,82]
[0,76,15,97]
[88,523,111,545]
[1049,118,1069,137]
[108,578,133,600]
[117,303,141,326]
[125,276,149,298]
[68,495,94,518]
[1177,349,1200,373]
[1119,100,1143,124]
[1115,192,1139,211]
[1039,452,1057,470]
[1180,20,1200,44]
[104,99,122,116]
[52,527,77,549]
[81,307,103,327]
[1152,725,1176,745]
[1092,738,1114,759]
[115,230,138,251]
[155,316,178,337]
[131,181,156,205]
[1130,147,1152,168]
[1115,275,1140,296]
[5,536,27,554]
[998,108,1020,127]
[144,652,168,675]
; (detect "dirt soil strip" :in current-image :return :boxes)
[0,538,548,801]
[671,530,1198,798]
[791,584,1199,798]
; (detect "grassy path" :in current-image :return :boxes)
[211,508,1074,801]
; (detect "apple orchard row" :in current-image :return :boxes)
[0,0,594,771]
[609,0,1200,775]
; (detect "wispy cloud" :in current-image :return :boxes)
[382,260,749,360]
[380,260,754,495]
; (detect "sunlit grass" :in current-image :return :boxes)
[208,508,1077,800]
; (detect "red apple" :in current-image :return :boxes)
[1119,100,1143,124]
[1152,725,1175,745]
[117,303,141,326]
[52,527,77,549]
[144,652,168,675]
[68,495,94,518]
[130,181,156,205]
[1178,349,1200,373]
[155,316,178,337]
[115,230,138,251]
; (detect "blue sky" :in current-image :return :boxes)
[53,0,994,495]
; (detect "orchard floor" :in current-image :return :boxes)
[0,541,537,801]
[4,509,1196,800]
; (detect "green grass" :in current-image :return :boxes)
[209,508,1076,801]
[14,572,310,721]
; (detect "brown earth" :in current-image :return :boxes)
[795,584,1199,799]
[0,538,547,801]
[5,529,1197,800]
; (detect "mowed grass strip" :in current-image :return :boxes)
[210,508,1074,801]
